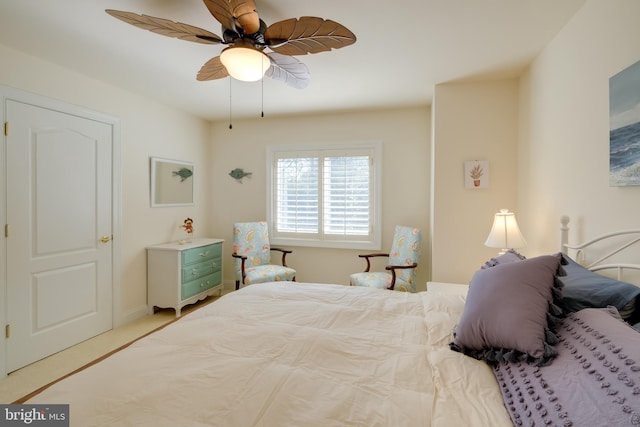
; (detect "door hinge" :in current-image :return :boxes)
[5,324,9,339]
[4,122,7,136]
[4,224,8,238]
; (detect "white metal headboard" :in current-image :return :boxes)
[560,215,640,280]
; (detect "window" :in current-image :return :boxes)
[267,142,382,249]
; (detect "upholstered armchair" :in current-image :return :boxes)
[232,221,296,289]
[349,225,422,292]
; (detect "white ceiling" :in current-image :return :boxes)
[0,0,585,121]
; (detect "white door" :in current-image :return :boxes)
[6,99,113,372]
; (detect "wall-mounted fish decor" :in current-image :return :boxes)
[172,167,193,182]
[229,168,252,183]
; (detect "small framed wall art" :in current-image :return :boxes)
[464,160,489,189]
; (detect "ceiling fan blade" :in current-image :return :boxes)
[202,0,260,34]
[265,17,356,56]
[197,56,229,81]
[105,10,223,44]
[265,53,310,89]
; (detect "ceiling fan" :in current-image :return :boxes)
[105,0,356,89]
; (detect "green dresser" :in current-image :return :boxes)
[147,238,224,317]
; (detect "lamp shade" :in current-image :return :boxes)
[484,209,527,253]
[220,46,270,82]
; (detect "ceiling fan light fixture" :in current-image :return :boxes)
[220,46,270,82]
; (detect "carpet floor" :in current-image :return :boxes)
[0,294,222,404]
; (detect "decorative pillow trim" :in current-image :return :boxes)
[449,340,559,367]
[480,249,526,269]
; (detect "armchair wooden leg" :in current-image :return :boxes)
[235,280,240,291]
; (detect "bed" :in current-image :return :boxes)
[18,217,640,426]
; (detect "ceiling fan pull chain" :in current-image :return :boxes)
[229,78,233,130]
[261,55,265,118]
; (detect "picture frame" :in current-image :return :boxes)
[609,58,640,186]
[464,160,489,189]
[150,157,194,207]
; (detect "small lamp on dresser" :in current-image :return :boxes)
[484,209,527,255]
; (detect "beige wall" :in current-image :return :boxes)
[206,108,431,289]
[518,0,640,257]
[431,79,520,284]
[0,44,211,323]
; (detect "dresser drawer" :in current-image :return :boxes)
[181,271,221,300]
[181,243,222,266]
[181,256,221,282]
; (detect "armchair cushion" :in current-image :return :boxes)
[245,265,297,285]
[349,272,415,292]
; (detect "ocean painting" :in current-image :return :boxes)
[610,59,640,186]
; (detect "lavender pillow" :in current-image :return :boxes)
[481,249,526,269]
[451,254,564,366]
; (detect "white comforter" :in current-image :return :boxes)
[29,282,512,426]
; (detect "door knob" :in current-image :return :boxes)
[100,235,112,243]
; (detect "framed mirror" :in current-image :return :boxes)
[150,157,194,207]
